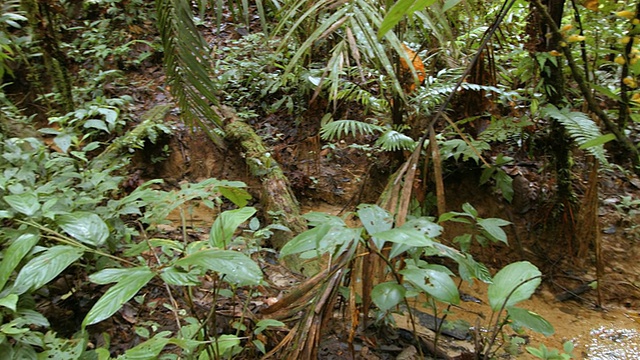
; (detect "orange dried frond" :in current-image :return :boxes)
[400,44,426,93]
[583,0,599,11]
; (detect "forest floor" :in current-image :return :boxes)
[29,11,640,360]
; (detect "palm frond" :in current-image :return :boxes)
[320,119,384,141]
[375,129,416,151]
[541,104,608,164]
[156,0,225,147]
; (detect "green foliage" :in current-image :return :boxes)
[541,104,609,164]
[0,0,26,82]
[526,341,575,360]
[439,202,511,252]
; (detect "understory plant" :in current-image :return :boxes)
[279,202,554,358]
[0,116,281,359]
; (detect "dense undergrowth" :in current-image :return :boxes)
[0,0,639,359]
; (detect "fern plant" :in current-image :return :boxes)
[541,104,611,164]
[320,119,417,152]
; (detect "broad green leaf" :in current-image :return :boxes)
[176,250,262,286]
[314,226,361,257]
[507,307,555,336]
[401,268,460,304]
[90,268,137,285]
[3,193,40,216]
[83,267,155,327]
[358,204,393,248]
[218,185,251,207]
[120,331,171,360]
[303,212,345,227]
[371,282,406,311]
[213,334,241,358]
[210,207,256,248]
[0,231,40,291]
[84,119,109,133]
[457,254,492,283]
[374,227,435,247]
[488,261,541,311]
[461,203,478,217]
[255,319,286,334]
[0,294,19,311]
[378,0,437,38]
[40,335,86,360]
[442,0,462,12]
[160,266,200,286]
[19,309,50,327]
[57,212,109,246]
[280,224,332,257]
[97,107,118,125]
[477,218,510,244]
[54,133,73,153]
[12,245,84,295]
[579,133,616,149]
[403,218,442,238]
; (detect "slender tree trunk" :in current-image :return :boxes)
[530,0,577,247]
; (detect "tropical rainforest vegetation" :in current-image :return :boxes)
[0,0,638,358]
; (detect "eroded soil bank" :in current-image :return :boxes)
[129,124,640,358]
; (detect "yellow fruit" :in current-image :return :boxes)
[623,77,637,88]
[615,55,626,65]
[561,24,574,32]
[634,19,640,25]
[621,36,631,44]
[567,34,586,42]
[616,10,635,20]
[549,50,563,56]
[631,93,640,104]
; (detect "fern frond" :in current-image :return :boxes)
[320,119,384,141]
[542,104,608,164]
[375,130,416,151]
[156,0,225,147]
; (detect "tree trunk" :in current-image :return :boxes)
[219,106,319,274]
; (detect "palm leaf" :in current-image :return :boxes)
[320,119,384,141]
[156,0,225,147]
[542,104,608,164]
[375,129,416,151]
